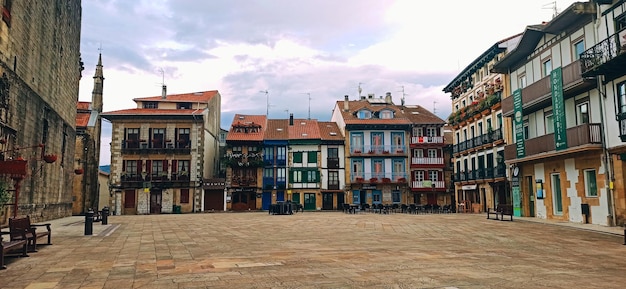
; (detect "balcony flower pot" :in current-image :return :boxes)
[356,177,364,183]
[398,177,407,183]
[74,168,84,175]
[382,178,391,183]
[369,178,378,183]
[43,154,57,163]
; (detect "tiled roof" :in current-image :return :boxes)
[265,119,289,140]
[318,122,344,141]
[403,105,446,125]
[133,90,218,103]
[76,112,90,127]
[77,101,90,111]
[226,114,267,142]
[101,108,201,116]
[336,100,413,125]
[288,119,321,140]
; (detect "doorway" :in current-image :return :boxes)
[551,173,563,215]
[150,189,162,214]
[525,176,535,217]
[304,193,316,210]
[322,193,333,210]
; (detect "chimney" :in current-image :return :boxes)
[343,95,349,111]
[385,92,392,104]
[289,113,294,126]
[368,93,374,99]
[161,85,167,99]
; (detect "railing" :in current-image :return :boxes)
[120,173,191,188]
[327,181,340,190]
[411,157,444,165]
[121,140,191,155]
[452,128,504,155]
[501,60,593,116]
[411,180,445,189]
[410,136,444,144]
[327,158,339,168]
[351,172,408,183]
[504,123,602,161]
[580,28,625,76]
[351,145,406,155]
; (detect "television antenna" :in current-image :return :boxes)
[542,1,558,19]
[301,92,311,119]
[433,101,438,114]
[358,82,364,98]
[398,86,407,106]
[259,90,269,116]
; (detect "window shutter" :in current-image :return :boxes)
[137,160,142,173]
[294,152,302,163]
[308,151,317,163]
[316,171,320,182]
[289,170,294,182]
[172,160,177,172]
[122,160,126,171]
[146,160,152,174]
[163,160,169,171]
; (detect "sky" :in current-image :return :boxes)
[79,0,579,165]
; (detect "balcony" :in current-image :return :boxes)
[327,157,339,169]
[453,128,504,156]
[410,136,444,145]
[350,172,408,183]
[411,180,445,190]
[327,181,340,190]
[504,123,602,162]
[121,140,191,155]
[120,173,191,188]
[580,28,626,81]
[350,145,406,156]
[501,60,596,117]
[411,157,444,167]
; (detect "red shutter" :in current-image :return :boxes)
[171,160,177,173]
[137,160,142,173]
[163,160,169,171]
[146,160,152,174]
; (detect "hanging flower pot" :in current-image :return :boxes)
[43,154,57,163]
[74,168,84,175]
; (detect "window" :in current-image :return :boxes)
[232,146,242,153]
[177,128,190,147]
[263,147,274,161]
[293,152,302,163]
[352,159,364,178]
[478,122,483,135]
[519,74,527,89]
[523,118,529,140]
[328,171,339,187]
[372,159,384,179]
[306,170,319,183]
[371,132,383,152]
[152,128,165,148]
[413,149,423,158]
[392,159,404,179]
[357,110,372,119]
[292,171,302,182]
[277,146,286,161]
[618,81,626,114]
[307,151,317,164]
[177,102,192,109]
[351,133,364,152]
[429,170,438,181]
[573,40,585,60]
[379,110,393,119]
[392,190,401,203]
[543,59,552,77]
[277,168,286,183]
[576,101,590,124]
[180,189,190,203]
[151,160,165,177]
[372,191,382,203]
[391,132,403,151]
[426,127,437,137]
[264,168,273,178]
[427,149,437,158]
[497,113,502,129]
[414,170,425,181]
[143,102,158,109]
[124,190,135,208]
[545,111,554,134]
[124,160,138,175]
[413,127,423,137]
[584,169,597,197]
[327,147,338,159]
[177,160,189,174]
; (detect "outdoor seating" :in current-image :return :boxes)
[8,216,52,252]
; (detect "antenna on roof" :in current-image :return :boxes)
[542,1,558,19]
[301,92,311,120]
[158,68,167,99]
[398,86,407,106]
[358,82,364,98]
[259,90,269,116]
[433,101,438,115]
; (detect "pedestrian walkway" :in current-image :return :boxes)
[1,212,625,288]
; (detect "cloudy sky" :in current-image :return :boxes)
[79,0,579,165]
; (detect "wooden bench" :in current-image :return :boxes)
[487,204,514,221]
[8,216,52,252]
[1,231,29,269]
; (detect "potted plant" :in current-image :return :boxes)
[369,177,378,183]
[43,154,57,163]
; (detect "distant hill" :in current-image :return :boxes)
[99,165,110,174]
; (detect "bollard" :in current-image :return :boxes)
[101,206,109,225]
[84,209,94,235]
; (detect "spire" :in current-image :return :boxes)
[91,53,104,112]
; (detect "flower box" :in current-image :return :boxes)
[369,177,378,183]
[0,160,27,175]
[355,177,364,183]
[382,178,391,183]
[43,154,57,163]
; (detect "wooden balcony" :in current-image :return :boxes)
[504,123,602,162]
[350,145,406,157]
[411,180,445,190]
[501,60,596,117]
[411,157,444,167]
[410,136,444,145]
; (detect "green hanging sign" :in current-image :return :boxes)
[513,89,525,158]
[550,67,568,151]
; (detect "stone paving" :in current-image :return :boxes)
[1,212,625,289]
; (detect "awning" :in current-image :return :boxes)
[461,184,477,190]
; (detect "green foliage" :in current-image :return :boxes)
[0,181,9,205]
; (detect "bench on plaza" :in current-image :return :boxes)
[1,230,29,269]
[487,204,513,221]
[8,216,52,252]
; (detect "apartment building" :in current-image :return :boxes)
[444,35,521,214]
[224,114,266,211]
[404,105,450,206]
[331,93,411,206]
[287,116,323,210]
[262,118,289,210]
[317,121,346,210]
[494,1,608,224]
[102,89,221,215]
[578,0,626,226]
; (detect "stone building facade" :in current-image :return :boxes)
[0,1,82,223]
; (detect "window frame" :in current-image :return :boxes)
[584,169,598,197]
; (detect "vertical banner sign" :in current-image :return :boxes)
[513,89,525,158]
[550,67,568,151]
[511,166,521,217]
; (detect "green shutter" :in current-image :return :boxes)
[308,151,317,163]
[294,152,302,163]
[289,170,294,182]
[316,171,320,182]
